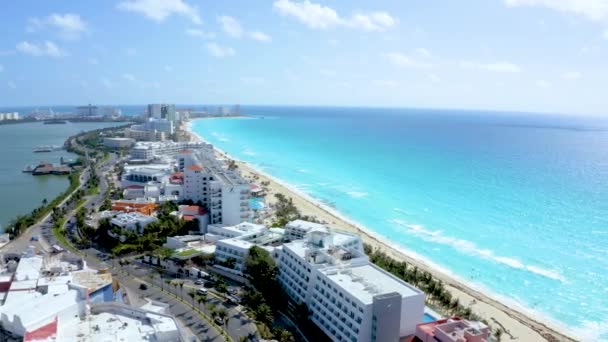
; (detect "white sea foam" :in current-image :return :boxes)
[569,319,608,342]
[389,219,566,282]
[243,149,257,156]
[347,191,368,199]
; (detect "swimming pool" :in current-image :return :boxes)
[250,197,265,210]
[423,313,438,323]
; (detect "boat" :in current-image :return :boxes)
[22,165,34,173]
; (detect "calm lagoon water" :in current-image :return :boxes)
[0,121,124,228]
[192,106,608,339]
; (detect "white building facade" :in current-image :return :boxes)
[277,229,425,342]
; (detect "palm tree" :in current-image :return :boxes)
[253,304,273,324]
[164,279,171,293]
[187,289,197,305]
[196,294,207,312]
[178,281,184,298]
[42,198,48,206]
[277,329,295,342]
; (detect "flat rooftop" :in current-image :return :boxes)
[321,264,423,305]
[56,311,178,341]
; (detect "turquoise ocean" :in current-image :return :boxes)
[191,106,608,340]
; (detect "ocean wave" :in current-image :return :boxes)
[393,208,408,215]
[347,191,368,199]
[389,219,565,282]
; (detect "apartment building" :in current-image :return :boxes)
[130,141,210,161]
[285,219,328,240]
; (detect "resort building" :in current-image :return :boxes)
[207,222,266,239]
[413,317,490,342]
[148,104,178,123]
[285,219,328,240]
[125,127,166,142]
[130,141,211,161]
[102,137,135,149]
[214,238,256,274]
[121,164,174,186]
[277,228,425,341]
[180,150,252,226]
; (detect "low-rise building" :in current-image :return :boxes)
[285,219,328,240]
[112,199,158,216]
[110,212,157,234]
[207,222,267,239]
[130,141,210,161]
[413,317,490,342]
[215,238,255,274]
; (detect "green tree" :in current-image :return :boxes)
[187,289,197,305]
[244,246,278,301]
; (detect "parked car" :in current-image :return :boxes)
[194,279,204,285]
[214,317,224,325]
[30,236,39,241]
[197,288,208,295]
[139,283,148,290]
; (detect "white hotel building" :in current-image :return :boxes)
[130,141,212,161]
[277,229,425,342]
[180,150,251,226]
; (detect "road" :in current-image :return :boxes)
[119,261,259,342]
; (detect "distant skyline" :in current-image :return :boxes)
[1,0,608,115]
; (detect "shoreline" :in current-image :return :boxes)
[185,120,577,342]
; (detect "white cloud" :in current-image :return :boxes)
[206,42,235,58]
[16,41,66,57]
[384,52,431,68]
[460,61,521,73]
[117,0,201,24]
[27,13,88,39]
[504,0,608,21]
[273,0,396,31]
[185,28,216,39]
[414,48,432,58]
[218,16,243,38]
[123,73,136,81]
[8,81,17,89]
[535,79,552,88]
[561,71,582,80]
[249,31,272,42]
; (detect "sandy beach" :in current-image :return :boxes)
[185,122,576,342]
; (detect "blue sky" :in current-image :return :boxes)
[1,0,608,115]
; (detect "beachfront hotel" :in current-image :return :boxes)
[277,227,425,342]
[179,149,252,226]
[129,141,212,161]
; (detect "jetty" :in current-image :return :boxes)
[30,161,72,175]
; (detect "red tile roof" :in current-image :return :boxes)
[182,205,207,215]
[179,149,193,154]
[187,165,204,171]
[183,215,195,221]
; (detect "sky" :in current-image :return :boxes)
[1,0,608,115]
